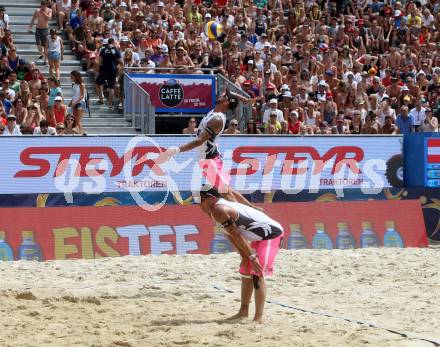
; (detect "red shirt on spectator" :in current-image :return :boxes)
[288,120,300,134]
[215,0,228,7]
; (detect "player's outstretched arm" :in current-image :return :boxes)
[162,115,224,158]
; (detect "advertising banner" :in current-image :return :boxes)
[127,73,216,113]
[404,133,440,187]
[0,136,403,195]
[0,200,428,261]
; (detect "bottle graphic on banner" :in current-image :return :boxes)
[383,221,404,248]
[288,224,307,249]
[312,223,333,249]
[360,222,380,248]
[19,231,42,261]
[0,231,14,261]
[210,224,232,254]
[336,223,356,249]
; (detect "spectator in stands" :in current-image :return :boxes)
[182,117,198,135]
[0,6,9,31]
[11,98,27,125]
[28,1,52,64]
[396,106,415,135]
[262,98,283,124]
[56,122,65,135]
[51,95,67,127]
[46,29,64,80]
[64,113,80,135]
[17,80,32,108]
[95,38,122,109]
[22,103,44,134]
[0,91,12,115]
[265,112,281,134]
[33,119,56,135]
[420,108,439,132]
[69,70,86,132]
[3,114,21,135]
[382,115,399,135]
[224,119,241,134]
[0,56,12,83]
[245,119,261,135]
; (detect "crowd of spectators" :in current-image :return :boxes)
[2,0,440,135]
[0,2,85,136]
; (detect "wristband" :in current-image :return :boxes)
[249,253,257,261]
[168,146,180,156]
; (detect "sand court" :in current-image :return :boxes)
[0,248,439,347]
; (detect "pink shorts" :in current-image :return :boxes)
[239,235,283,277]
[199,156,230,192]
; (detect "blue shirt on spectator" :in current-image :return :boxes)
[2,99,12,115]
[396,114,414,134]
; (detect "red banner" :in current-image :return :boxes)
[0,200,427,261]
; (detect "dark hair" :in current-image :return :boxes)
[39,119,49,127]
[64,113,77,128]
[70,70,83,84]
[246,120,258,134]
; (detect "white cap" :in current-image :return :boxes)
[174,23,182,30]
[290,110,298,117]
[264,42,271,48]
[161,44,168,53]
[247,60,254,65]
[158,1,165,6]
[205,13,211,18]
[281,84,289,90]
[54,96,63,101]
[132,3,139,8]
[102,38,109,45]
[119,2,127,7]
[381,94,389,101]
[318,80,328,87]
[401,85,410,91]
[283,91,292,98]
[121,36,129,41]
[269,98,278,104]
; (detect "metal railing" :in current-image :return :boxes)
[124,66,218,74]
[123,73,155,134]
[217,74,253,131]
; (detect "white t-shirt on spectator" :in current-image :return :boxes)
[168,31,185,41]
[122,51,140,65]
[33,126,57,135]
[262,107,284,123]
[409,107,426,126]
[256,62,277,74]
[3,125,22,135]
[0,13,9,28]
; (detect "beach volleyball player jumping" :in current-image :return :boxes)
[159,88,259,209]
[199,185,284,323]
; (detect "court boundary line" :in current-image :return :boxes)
[212,284,440,347]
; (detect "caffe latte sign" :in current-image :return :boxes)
[159,79,184,107]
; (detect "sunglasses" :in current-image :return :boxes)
[67,118,74,121]
[231,123,238,126]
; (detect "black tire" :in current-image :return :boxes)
[386,154,404,188]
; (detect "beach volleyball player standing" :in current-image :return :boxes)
[159,88,259,209]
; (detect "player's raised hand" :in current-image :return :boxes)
[156,146,180,164]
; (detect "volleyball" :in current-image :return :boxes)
[205,21,222,40]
